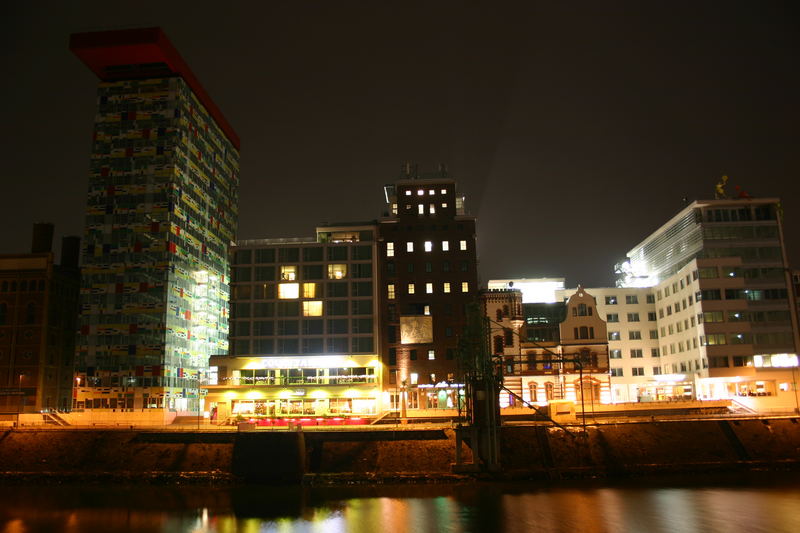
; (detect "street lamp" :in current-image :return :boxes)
[18,374,25,413]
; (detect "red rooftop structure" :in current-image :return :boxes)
[70,27,240,150]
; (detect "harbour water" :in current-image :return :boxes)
[0,474,799,532]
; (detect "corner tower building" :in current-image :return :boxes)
[70,28,240,415]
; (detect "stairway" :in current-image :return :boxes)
[42,412,69,426]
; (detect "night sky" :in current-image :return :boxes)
[2,2,798,287]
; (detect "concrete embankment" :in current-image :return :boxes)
[0,417,798,483]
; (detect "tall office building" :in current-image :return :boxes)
[70,28,240,414]
[619,197,799,411]
[378,168,479,411]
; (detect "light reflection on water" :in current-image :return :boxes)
[1,477,799,533]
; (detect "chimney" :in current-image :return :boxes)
[31,223,54,254]
[60,236,81,270]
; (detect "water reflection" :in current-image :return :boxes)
[0,476,799,533]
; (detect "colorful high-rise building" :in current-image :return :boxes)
[70,28,240,415]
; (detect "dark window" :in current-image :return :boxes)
[302,265,324,279]
[327,282,348,297]
[327,319,348,334]
[254,266,275,281]
[352,300,372,315]
[234,250,252,264]
[278,248,299,262]
[410,349,417,361]
[328,247,348,261]
[352,281,372,296]
[388,348,397,366]
[303,247,323,261]
[329,301,348,315]
[302,319,323,335]
[352,245,372,260]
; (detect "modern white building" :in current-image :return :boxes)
[490,196,800,413]
[619,197,799,412]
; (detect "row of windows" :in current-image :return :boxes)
[0,279,46,293]
[608,330,657,341]
[699,266,784,280]
[660,294,695,318]
[603,294,653,305]
[386,260,470,274]
[611,357,709,377]
[233,263,372,282]
[233,281,373,301]
[610,348,660,359]
[387,282,469,298]
[699,310,791,324]
[696,288,788,301]
[404,188,449,197]
[232,299,372,318]
[387,347,457,365]
[232,337,374,355]
[606,312,657,323]
[386,240,468,257]
[660,316,696,337]
[699,331,794,347]
[231,317,373,336]
[658,272,696,300]
[233,246,372,264]
[0,302,38,325]
[403,202,449,215]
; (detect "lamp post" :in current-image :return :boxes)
[18,373,25,414]
[400,379,407,423]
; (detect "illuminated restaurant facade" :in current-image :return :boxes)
[207,223,381,421]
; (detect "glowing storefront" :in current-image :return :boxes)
[206,355,382,420]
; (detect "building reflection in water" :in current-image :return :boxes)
[0,480,799,532]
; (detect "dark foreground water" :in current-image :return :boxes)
[1,474,799,533]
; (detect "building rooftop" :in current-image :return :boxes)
[70,27,240,150]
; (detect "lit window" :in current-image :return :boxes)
[410,373,418,385]
[302,283,317,298]
[405,190,411,196]
[424,241,433,252]
[417,189,424,196]
[278,283,299,299]
[406,242,414,252]
[461,282,469,292]
[426,283,433,294]
[424,305,431,315]
[280,265,297,280]
[391,203,397,214]
[429,204,436,214]
[386,242,394,257]
[428,350,435,360]
[328,264,347,279]
[440,189,446,194]
[303,301,323,316]
[442,203,448,208]
[428,189,435,195]
[459,240,467,251]
[441,241,449,251]
[388,284,395,299]
[408,283,415,294]
[418,204,424,215]
[443,282,451,293]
